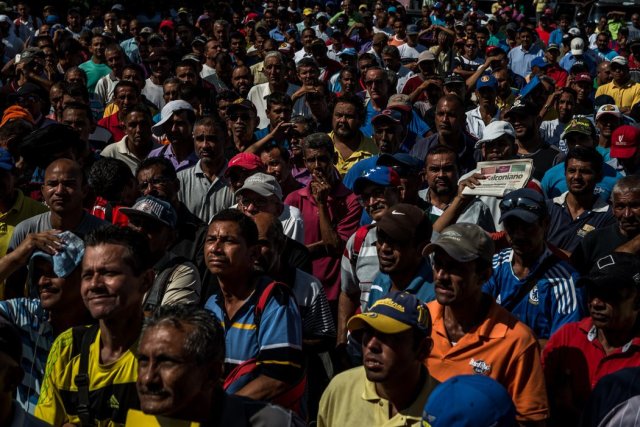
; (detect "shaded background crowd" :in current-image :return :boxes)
[2,0,640,426]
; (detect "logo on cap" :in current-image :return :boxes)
[469,359,491,375]
[480,75,490,82]
[391,210,406,216]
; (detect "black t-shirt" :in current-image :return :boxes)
[517,144,560,181]
[570,223,629,275]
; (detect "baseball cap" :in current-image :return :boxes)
[560,116,596,140]
[423,375,516,427]
[594,95,616,110]
[353,166,400,195]
[235,172,283,200]
[611,56,629,67]
[0,318,21,366]
[595,104,622,121]
[226,152,264,174]
[577,253,640,291]
[610,125,640,159]
[337,47,357,57]
[571,38,584,55]
[376,153,424,176]
[505,22,518,32]
[152,100,195,136]
[531,57,549,69]
[418,50,436,63]
[444,74,465,86]
[387,94,413,112]
[375,203,430,244]
[568,27,581,36]
[15,82,47,99]
[29,231,85,280]
[227,98,258,116]
[371,109,403,126]
[159,19,175,31]
[120,196,178,228]
[0,105,34,127]
[0,148,14,171]
[573,72,592,83]
[546,43,560,52]
[475,121,516,148]
[303,7,313,15]
[147,47,169,62]
[316,12,330,21]
[475,74,498,91]
[423,223,494,264]
[504,97,538,119]
[16,47,43,64]
[433,1,443,9]
[498,188,547,224]
[111,3,125,11]
[347,291,432,336]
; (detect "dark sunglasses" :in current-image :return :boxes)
[499,197,545,216]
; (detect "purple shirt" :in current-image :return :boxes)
[147,143,198,172]
[284,181,362,301]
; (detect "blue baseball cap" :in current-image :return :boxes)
[337,47,357,57]
[0,148,14,171]
[120,196,178,228]
[353,166,400,195]
[423,375,516,427]
[531,57,550,69]
[475,74,498,91]
[348,291,432,336]
[499,188,547,223]
[518,75,541,100]
[371,109,403,126]
[29,231,85,289]
[377,153,424,176]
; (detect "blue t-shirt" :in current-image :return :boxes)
[483,248,586,339]
[368,258,435,309]
[540,159,622,200]
[204,277,303,393]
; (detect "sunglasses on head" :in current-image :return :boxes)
[499,197,545,217]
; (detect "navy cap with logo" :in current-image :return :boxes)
[499,188,547,224]
[578,252,640,291]
[347,291,432,336]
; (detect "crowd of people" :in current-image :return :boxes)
[1,0,640,426]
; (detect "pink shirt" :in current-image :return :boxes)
[285,182,362,301]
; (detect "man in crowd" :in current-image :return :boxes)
[484,189,585,341]
[97,80,141,142]
[423,223,549,423]
[318,291,439,426]
[543,252,640,424]
[595,56,640,112]
[35,226,153,425]
[177,116,233,224]
[148,100,198,172]
[78,34,110,93]
[135,304,304,425]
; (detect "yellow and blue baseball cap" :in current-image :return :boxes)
[347,291,431,336]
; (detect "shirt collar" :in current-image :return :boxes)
[553,191,610,213]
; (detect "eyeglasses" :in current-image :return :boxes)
[499,197,545,217]
[138,176,171,191]
[237,195,269,209]
[357,187,387,207]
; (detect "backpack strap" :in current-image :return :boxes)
[73,324,100,427]
[143,255,189,314]
[350,224,375,265]
[502,253,561,313]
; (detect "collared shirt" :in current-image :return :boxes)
[329,131,378,176]
[484,247,586,339]
[426,299,550,422]
[147,143,199,172]
[96,112,126,142]
[177,160,234,223]
[0,190,48,258]
[409,132,479,176]
[543,317,640,413]
[546,192,615,254]
[94,73,119,106]
[595,79,640,111]
[541,160,622,201]
[368,258,435,310]
[465,106,501,140]
[204,276,304,392]
[318,366,439,427]
[100,136,160,175]
[285,182,362,301]
[507,44,544,79]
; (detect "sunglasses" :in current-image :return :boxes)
[228,112,254,121]
[138,176,171,192]
[499,197,545,217]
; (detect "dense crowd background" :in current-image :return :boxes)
[1,0,640,426]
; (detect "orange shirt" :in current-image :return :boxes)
[425,300,549,422]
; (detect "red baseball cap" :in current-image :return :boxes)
[159,19,175,31]
[225,153,264,174]
[611,125,640,159]
[573,72,592,83]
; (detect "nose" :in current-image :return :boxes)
[139,360,160,385]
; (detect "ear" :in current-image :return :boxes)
[140,268,155,295]
[417,336,433,361]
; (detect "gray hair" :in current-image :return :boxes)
[264,50,284,64]
[612,175,640,200]
[290,115,317,134]
[142,304,225,365]
[302,132,334,154]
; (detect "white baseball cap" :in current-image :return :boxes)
[151,100,194,136]
[571,38,584,56]
[475,120,516,148]
[595,104,622,121]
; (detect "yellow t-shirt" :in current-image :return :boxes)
[35,326,139,427]
[329,131,378,176]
